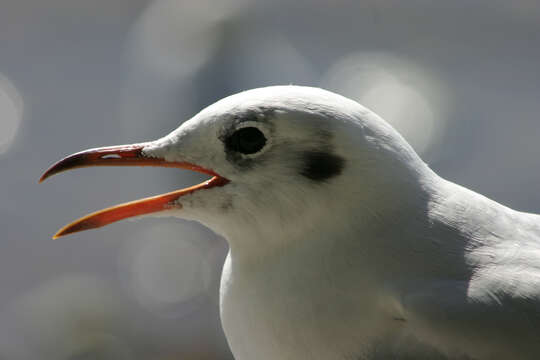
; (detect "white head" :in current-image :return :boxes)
[41,86,433,255]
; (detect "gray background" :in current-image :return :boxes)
[1,1,540,359]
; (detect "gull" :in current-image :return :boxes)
[40,86,540,359]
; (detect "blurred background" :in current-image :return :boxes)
[1,0,540,358]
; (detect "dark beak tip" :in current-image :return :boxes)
[39,159,66,184]
[38,165,59,183]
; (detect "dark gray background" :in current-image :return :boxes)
[1,1,539,359]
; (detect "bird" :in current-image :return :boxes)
[40,85,540,360]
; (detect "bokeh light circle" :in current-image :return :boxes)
[321,52,450,156]
[122,222,213,317]
[0,73,23,155]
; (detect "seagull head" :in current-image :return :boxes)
[41,86,431,252]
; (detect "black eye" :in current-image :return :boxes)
[225,127,267,155]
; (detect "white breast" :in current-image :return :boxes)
[219,247,404,360]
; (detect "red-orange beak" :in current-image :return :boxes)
[40,143,229,239]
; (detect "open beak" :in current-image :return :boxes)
[40,143,229,239]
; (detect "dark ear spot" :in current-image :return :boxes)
[300,151,345,182]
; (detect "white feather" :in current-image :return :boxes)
[143,86,540,359]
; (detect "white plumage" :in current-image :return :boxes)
[44,86,540,359]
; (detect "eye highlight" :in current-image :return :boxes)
[225,127,267,155]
